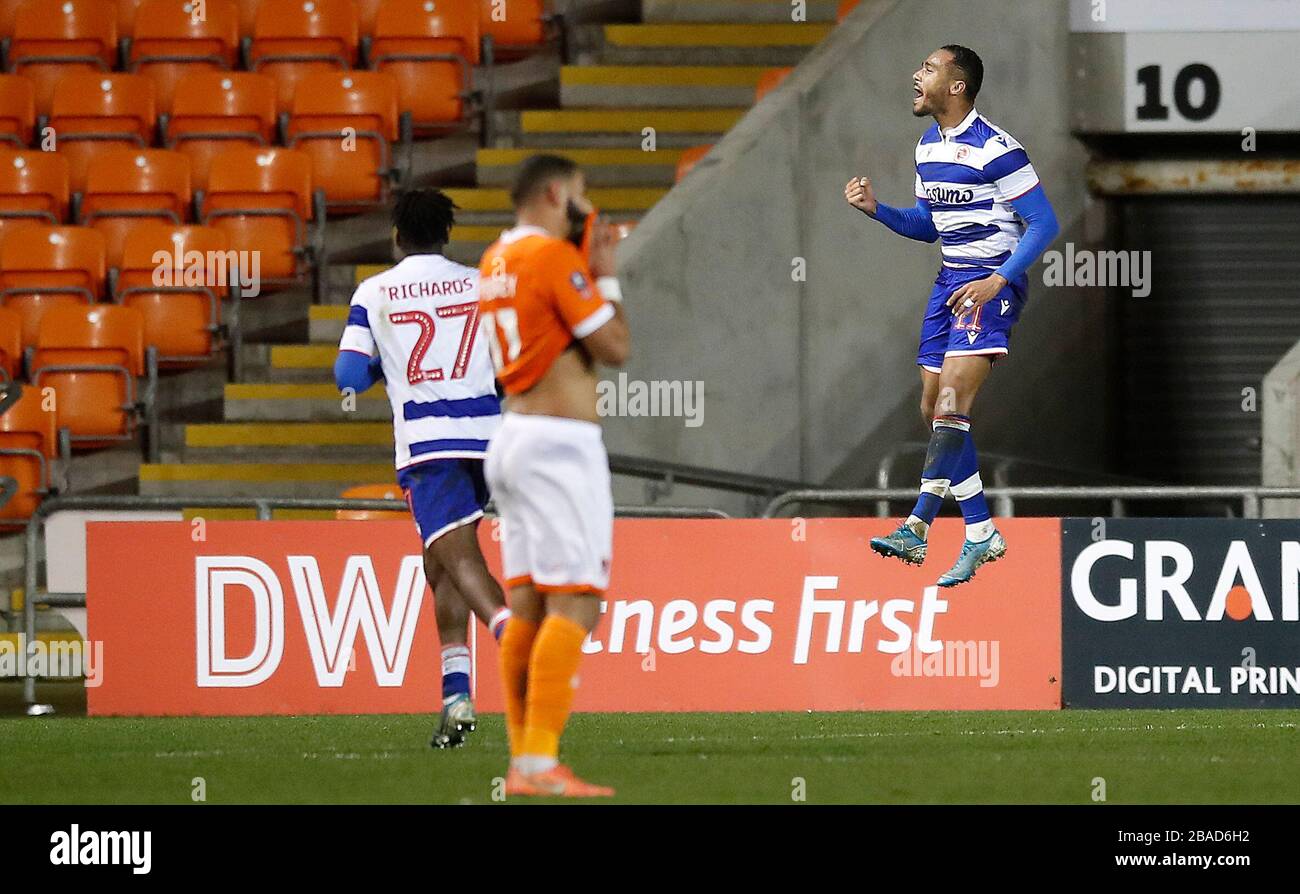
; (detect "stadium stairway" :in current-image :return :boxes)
[132,3,843,516]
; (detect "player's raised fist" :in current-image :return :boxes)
[588,215,619,279]
[845,175,877,216]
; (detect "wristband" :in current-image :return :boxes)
[597,276,623,303]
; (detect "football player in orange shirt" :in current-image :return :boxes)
[479,155,630,797]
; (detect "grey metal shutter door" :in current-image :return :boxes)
[1119,197,1300,485]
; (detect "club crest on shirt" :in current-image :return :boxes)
[571,271,593,297]
[955,145,971,161]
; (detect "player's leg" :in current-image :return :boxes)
[486,420,544,764]
[871,277,951,565]
[421,556,476,748]
[401,460,510,748]
[929,273,1027,585]
[932,354,1006,586]
[427,520,510,638]
[919,367,941,427]
[504,416,614,798]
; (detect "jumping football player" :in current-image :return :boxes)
[334,189,511,748]
[479,155,630,797]
[845,46,1060,586]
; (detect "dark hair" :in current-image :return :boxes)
[941,44,984,102]
[392,189,457,252]
[510,154,579,208]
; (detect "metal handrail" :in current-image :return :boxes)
[762,485,1300,519]
[608,452,810,498]
[16,494,730,706]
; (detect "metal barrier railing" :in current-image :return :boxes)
[761,486,1300,519]
[15,495,731,707]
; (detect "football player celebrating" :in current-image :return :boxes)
[845,46,1059,586]
[335,190,511,748]
[480,155,630,797]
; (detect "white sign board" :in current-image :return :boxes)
[1071,0,1300,32]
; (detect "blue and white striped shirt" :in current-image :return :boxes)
[913,108,1041,272]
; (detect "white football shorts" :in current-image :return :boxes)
[485,412,613,594]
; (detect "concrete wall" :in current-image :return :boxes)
[1263,340,1300,518]
[608,0,1105,491]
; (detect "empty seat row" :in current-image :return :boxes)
[2,222,241,363]
[0,145,322,274]
[0,301,159,525]
[1,0,549,47]
[0,68,395,203]
[1,0,545,131]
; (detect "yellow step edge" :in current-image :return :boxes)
[186,422,392,447]
[522,109,746,133]
[560,65,773,87]
[604,23,833,47]
[477,147,685,166]
[309,305,349,321]
[270,344,340,368]
[224,383,387,400]
[444,187,667,212]
[139,463,395,482]
[450,225,503,243]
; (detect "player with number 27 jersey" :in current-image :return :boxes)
[341,254,502,471]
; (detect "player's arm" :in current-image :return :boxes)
[947,148,1060,311]
[550,222,631,368]
[993,185,1059,282]
[334,299,385,393]
[845,175,939,243]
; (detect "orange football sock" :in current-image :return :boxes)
[520,614,589,760]
[498,616,540,757]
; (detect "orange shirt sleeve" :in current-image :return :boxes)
[540,240,615,339]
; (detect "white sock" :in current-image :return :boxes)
[489,607,512,637]
[441,645,470,678]
[905,515,930,539]
[966,520,996,543]
[513,755,558,776]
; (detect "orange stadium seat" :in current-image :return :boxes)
[354,0,381,35]
[836,0,861,23]
[165,71,277,190]
[249,0,360,113]
[115,223,230,365]
[0,150,70,240]
[128,0,241,112]
[336,483,407,520]
[0,384,62,527]
[754,67,793,103]
[116,0,145,33]
[0,74,35,148]
[0,0,24,38]
[0,305,19,380]
[285,70,399,210]
[675,144,713,183]
[233,0,261,36]
[0,226,106,349]
[201,146,315,284]
[9,0,119,116]
[49,72,158,193]
[79,148,192,267]
[31,304,147,447]
[479,0,545,57]
[371,0,478,132]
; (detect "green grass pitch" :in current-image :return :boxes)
[2,690,1297,804]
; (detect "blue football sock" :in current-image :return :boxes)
[908,414,970,526]
[950,424,995,541]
